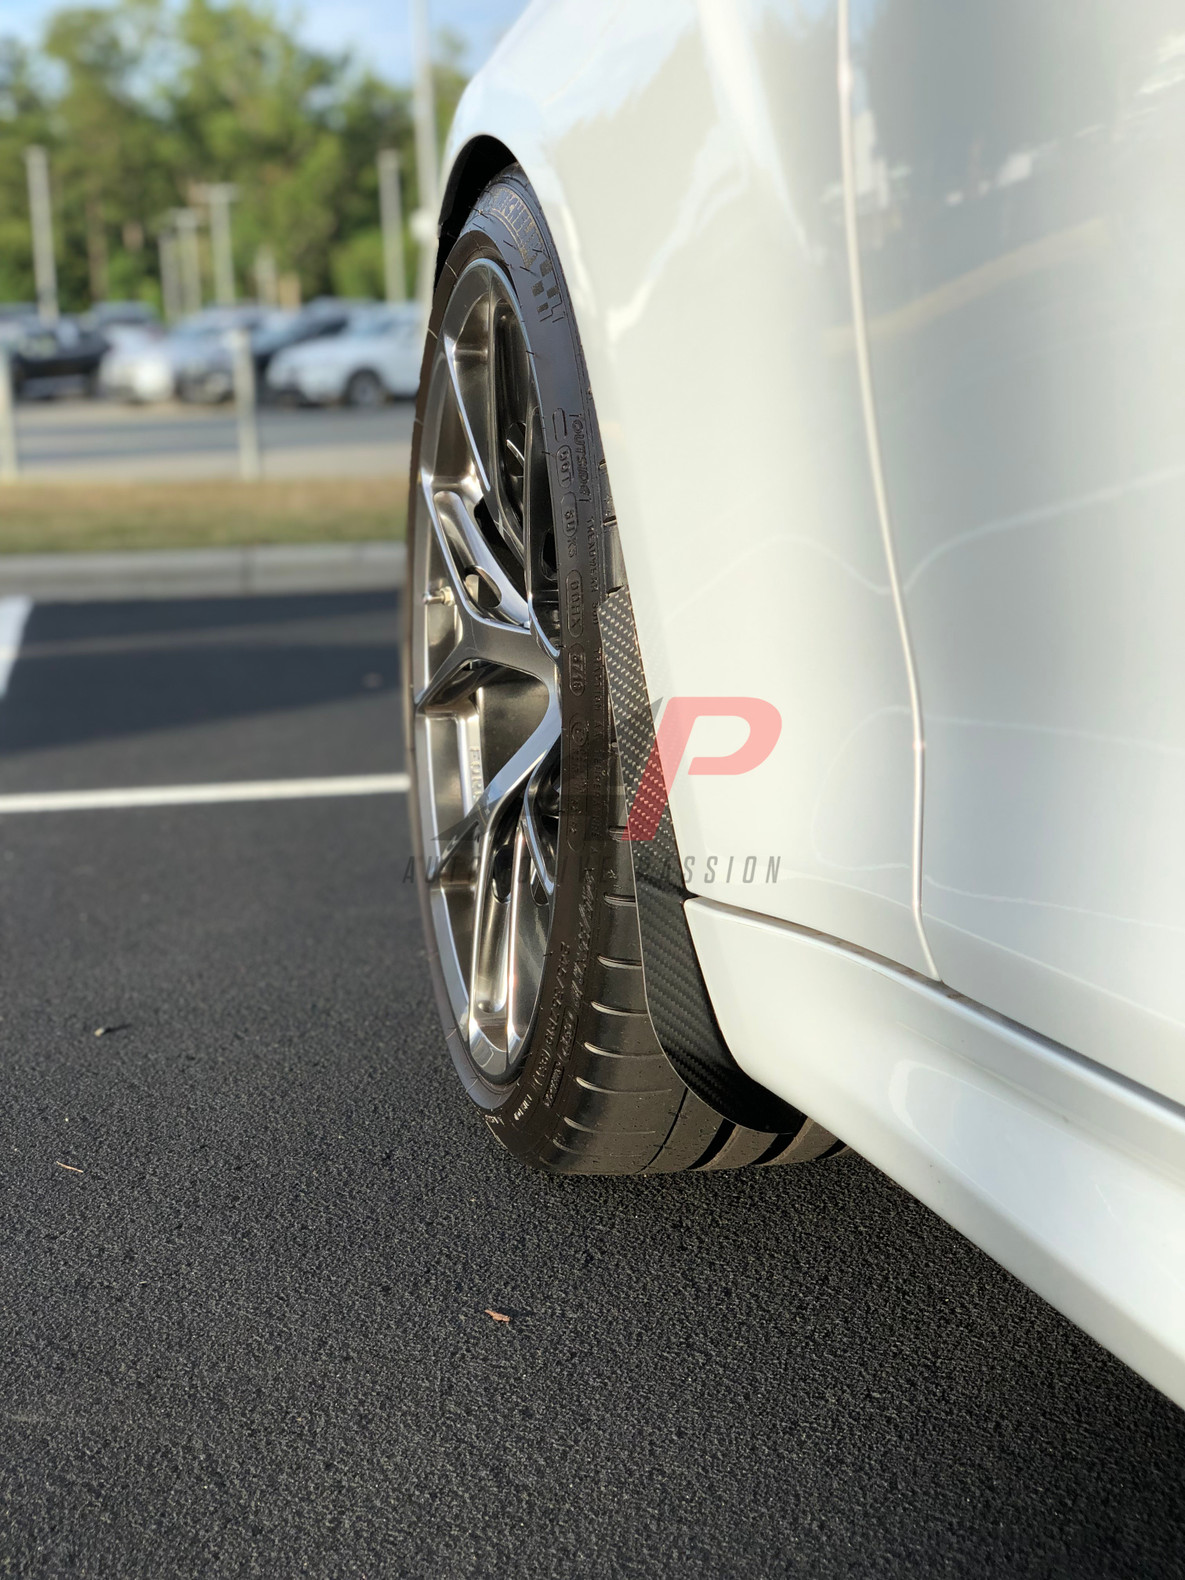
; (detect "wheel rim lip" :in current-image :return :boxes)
[410,256,561,1086]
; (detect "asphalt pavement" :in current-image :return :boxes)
[1,590,1183,1578]
[11,399,414,481]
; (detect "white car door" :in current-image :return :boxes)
[849,0,1185,1102]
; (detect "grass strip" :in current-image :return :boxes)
[0,477,408,554]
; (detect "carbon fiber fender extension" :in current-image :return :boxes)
[597,587,806,1132]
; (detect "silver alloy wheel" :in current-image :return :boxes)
[410,259,562,1084]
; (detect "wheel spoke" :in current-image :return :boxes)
[481,287,506,532]
[438,271,528,564]
[503,827,528,1048]
[506,824,549,1053]
[413,480,549,710]
[413,598,550,709]
[478,702,561,838]
[426,699,560,882]
[486,299,530,563]
[442,322,496,510]
[426,800,481,884]
[420,418,529,625]
[467,814,509,1047]
[520,752,558,898]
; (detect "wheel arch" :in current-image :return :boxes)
[435,136,517,289]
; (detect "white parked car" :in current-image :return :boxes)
[265,305,422,405]
[98,307,268,403]
[405,0,1185,1409]
[174,301,375,404]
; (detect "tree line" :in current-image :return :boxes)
[0,0,466,312]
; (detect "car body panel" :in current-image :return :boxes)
[445,0,934,975]
[848,1,1185,1105]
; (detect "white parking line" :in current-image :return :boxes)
[0,774,411,814]
[0,596,33,697]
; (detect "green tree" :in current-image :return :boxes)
[43,1,175,307]
[0,0,466,311]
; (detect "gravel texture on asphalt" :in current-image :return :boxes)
[1,594,1183,1579]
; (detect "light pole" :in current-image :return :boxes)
[159,230,182,322]
[377,149,408,303]
[0,350,19,483]
[193,183,238,305]
[170,208,203,316]
[24,146,58,325]
[230,327,261,481]
[410,0,439,322]
[254,246,278,308]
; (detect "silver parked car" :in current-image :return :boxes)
[98,307,269,403]
[265,304,422,406]
[174,301,373,404]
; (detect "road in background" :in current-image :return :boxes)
[0,591,1182,1577]
[11,398,414,481]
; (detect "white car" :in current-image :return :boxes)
[265,305,422,405]
[405,0,1185,1409]
[98,307,269,403]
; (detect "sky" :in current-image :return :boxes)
[2,0,530,82]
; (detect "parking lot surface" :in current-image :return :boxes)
[11,400,414,481]
[1,591,1183,1578]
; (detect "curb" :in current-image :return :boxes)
[0,541,407,601]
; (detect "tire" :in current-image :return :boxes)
[344,369,386,408]
[406,166,843,1175]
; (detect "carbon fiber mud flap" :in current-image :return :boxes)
[597,588,805,1132]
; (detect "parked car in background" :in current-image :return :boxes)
[98,306,267,403]
[8,316,110,398]
[266,304,421,405]
[175,300,373,404]
[82,301,159,337]
[0,305,38,349]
